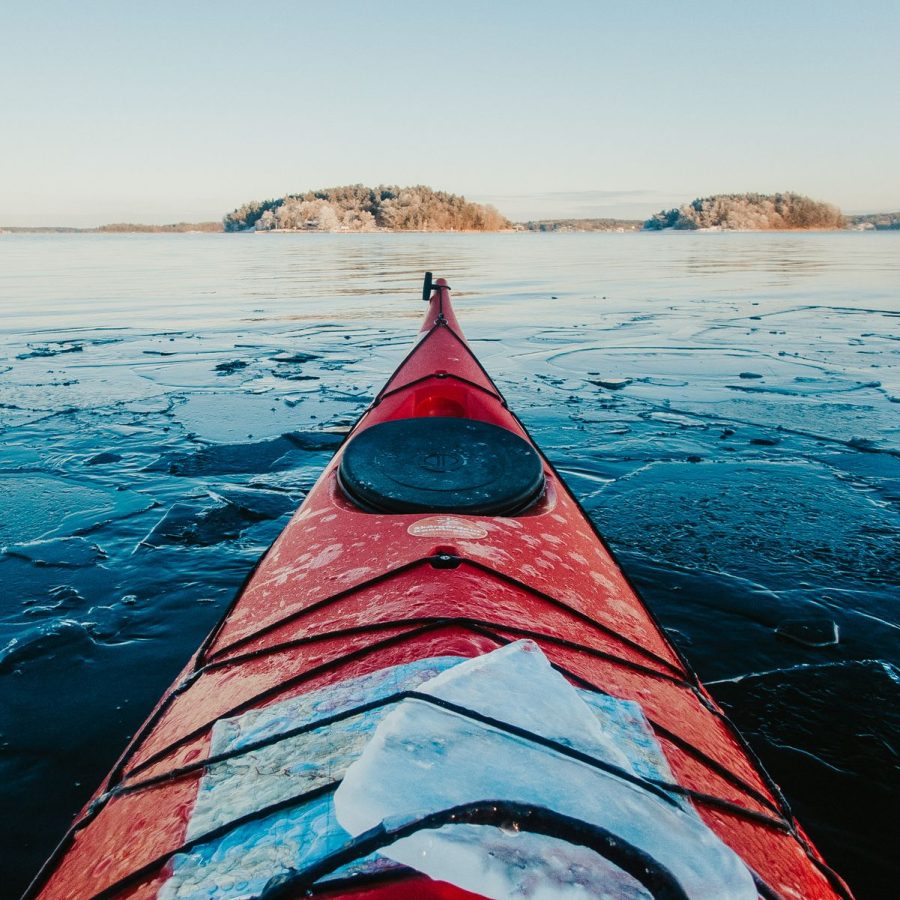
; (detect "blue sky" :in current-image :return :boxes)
[2,1,898,225]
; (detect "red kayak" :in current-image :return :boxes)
[30,275,850,899]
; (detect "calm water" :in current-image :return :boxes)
[1,232,898,897]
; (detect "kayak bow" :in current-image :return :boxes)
[30,276,851,899]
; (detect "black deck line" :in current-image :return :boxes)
[203,615,689,688]
[206,553,687,678]
[262,800,691,900]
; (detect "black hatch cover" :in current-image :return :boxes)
[338,417,545,515]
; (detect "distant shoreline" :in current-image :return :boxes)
[0,223,223,235]
[4,186,899,234]
[3,224,899,235]
[2,216,898,235]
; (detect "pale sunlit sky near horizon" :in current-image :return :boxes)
[1,0,898,226]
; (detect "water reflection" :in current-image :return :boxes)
[682,234,833,278]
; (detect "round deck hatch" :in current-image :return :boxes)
[338,417,544,515]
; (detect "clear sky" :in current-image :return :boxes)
[2,0,898,225]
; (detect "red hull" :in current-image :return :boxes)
[31,279,849,899]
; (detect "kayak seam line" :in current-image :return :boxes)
[206,553,688,679]
[202,616,690,688]
[374,318,505,406]
[457,556,688,676]
[202,556,436,663]
[120,620,485,779]
[373,371,505,406]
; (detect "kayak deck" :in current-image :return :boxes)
[31,278,850,899]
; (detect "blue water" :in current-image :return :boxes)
[1,232,898,897]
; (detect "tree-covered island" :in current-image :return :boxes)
[643,192,845,230]
[224,185,510,232]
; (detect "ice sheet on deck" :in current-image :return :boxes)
[335,640,757,899]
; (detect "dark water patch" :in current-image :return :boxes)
[592,460,900,588]
[271,351,321,364]
[4,536,106,568]
[84,450,123,465]
[281,431,347,451]
[214,358,249,375]
[210,486,297,520]
[745,429,781,446]
[0,619,95,675]
[625,557,846,677]
[712,661,899,899]
[147,431,343,477]
[274,369,320,381]
[16,341,84,360]
[0,622,215,896]
[139,500,251,547]
[139,487,294,548]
